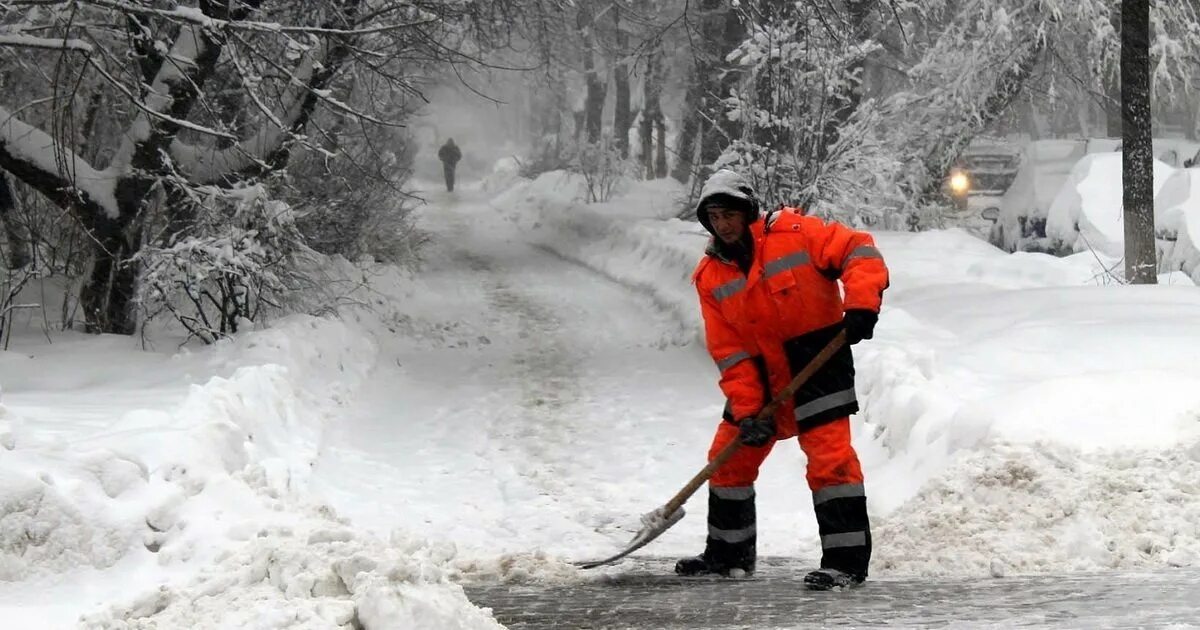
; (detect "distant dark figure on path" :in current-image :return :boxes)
[438,138,462,192]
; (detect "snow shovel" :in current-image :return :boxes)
[575,330,848,569]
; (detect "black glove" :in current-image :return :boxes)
[844,309,878,345]
[738,416,775,447]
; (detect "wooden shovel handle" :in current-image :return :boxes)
[661,330,848,516]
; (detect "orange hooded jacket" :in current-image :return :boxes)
[692,208,889,439]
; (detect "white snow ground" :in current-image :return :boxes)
[1,167,1199,628]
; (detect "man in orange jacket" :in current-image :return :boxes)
[677,169,889,591]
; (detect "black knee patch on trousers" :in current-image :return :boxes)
[705,488,756,572]
[815,495,871,579]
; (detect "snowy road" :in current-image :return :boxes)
[468,558,1200,629]
[310,186,724,560]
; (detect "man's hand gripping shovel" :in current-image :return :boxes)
[575,331,848,569]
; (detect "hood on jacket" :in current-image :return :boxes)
[695,169,760,235]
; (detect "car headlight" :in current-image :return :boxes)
[948,171,970,194]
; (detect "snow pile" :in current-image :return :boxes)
[478,156,522,195]
[79,524,506,630]
[1045,152,1175,259]
[1,308,527,626]
[876,439,1200,576]
[0,442,135,579]
[0,316,375,579]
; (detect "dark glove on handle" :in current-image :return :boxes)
[738,416,775,447]
[844,309,878,345]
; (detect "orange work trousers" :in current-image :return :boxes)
[708,416,864,490]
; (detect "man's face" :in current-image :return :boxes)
[708,207,747,244]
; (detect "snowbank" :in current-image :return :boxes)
[496,169,1200,577]
[493,171,704,339]
[875,439,1200,576]
[2,316,364,582]
[79,528,505,630]
[1,313,506,628]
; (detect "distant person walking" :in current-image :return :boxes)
[438,138,462,192]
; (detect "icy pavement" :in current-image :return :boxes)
[464,558,1200,629]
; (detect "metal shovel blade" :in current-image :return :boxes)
[574,506,686,569]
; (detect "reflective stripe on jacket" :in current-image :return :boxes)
[692,208,889,438]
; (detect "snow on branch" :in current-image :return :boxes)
[0,33,94,52]
[78,0,438,36]
[84,56,239,142]
[107,19,218,173]
[0,105,118,219]
[169,38,334,184]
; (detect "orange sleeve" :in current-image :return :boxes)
[804,217,890,312]
[698,282,765,420]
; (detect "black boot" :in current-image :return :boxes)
[803,567,863,591]
[674,554,720,576]
[674,486,757,576]
[673,545,755,577]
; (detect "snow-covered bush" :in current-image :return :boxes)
[573,142,631,204]
[136,187,307,344]
[285,141,425,266]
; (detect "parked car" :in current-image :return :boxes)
[990,137,1200,253]
[940,139,1023,235]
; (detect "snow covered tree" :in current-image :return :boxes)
[715,1,880,214]
[717,0,1200,228]
[0,0,519,335]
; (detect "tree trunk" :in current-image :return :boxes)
[1122,0,1156,284]
[696,6,745,179]
[670,81,704,182]
[578,3,607,145]
[639,102,653,178]
[641,39,665,178]
[78,206,143,334]
[613,3,632,158]
[0,173,31,269]
[671,0,740,184]
[655,115,668,178]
